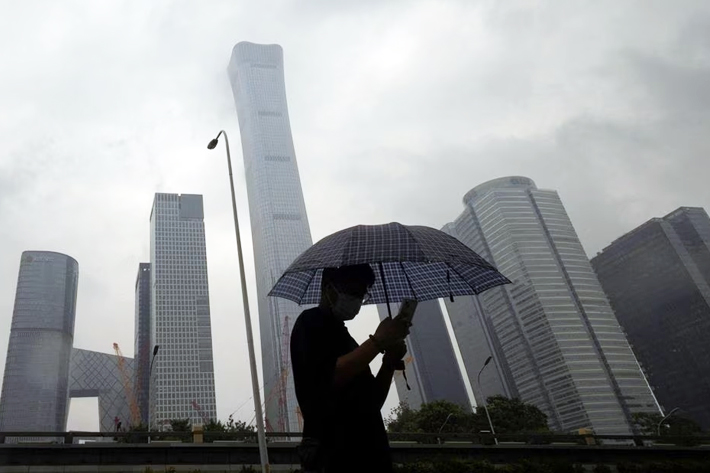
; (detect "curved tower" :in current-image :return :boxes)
[0,251,79,432]
[228,42,313,432]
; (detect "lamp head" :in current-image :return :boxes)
[153,345,160,356]
[484,356,493,366]
[207,138,219,150]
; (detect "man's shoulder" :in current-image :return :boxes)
[294,307,327,330]
[292,308,330,352]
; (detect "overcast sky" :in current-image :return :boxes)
[1,0,709,431]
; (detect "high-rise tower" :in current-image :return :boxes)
[134,263,151,425]
[228,42,313,432]
[592,207,710,429]
[443,177,659,434]
[0,251,78,432]
[149,193,217,426]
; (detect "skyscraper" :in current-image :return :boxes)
[0,251,79,433]
[149,193,217,426]
[134,263,151,425]
[443,177,659,434]
[228,42,313,432]
[377,301,470,410]
[591,207,710,429]
[434,251,514,404]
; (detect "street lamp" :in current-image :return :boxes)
[437,413,454,445]
[657,407,681,437]
[476,355,498,445]
[149,345,160,375]
[147,345,160,440]
[208,130,270,472]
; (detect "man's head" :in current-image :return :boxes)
[320,264,376,321]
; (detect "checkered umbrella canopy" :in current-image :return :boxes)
[268,222,511,306]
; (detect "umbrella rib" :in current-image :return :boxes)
[298,269,319,306]
[399,261,419,301]
[447,261,482,296]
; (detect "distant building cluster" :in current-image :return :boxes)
[1,41,709,436]
[0,193,219,433]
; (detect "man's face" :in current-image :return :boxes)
[325,279,370,321]
[333,280,369,302]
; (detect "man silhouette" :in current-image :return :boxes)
[291,264,409,472]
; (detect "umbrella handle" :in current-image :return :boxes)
[377,263,410,389]
[378,262,393,318]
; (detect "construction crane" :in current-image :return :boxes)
[277,314,290,432]
[191,399,210,425]
[257,315,292,433]
[113,342,141,427]
[253,366,289,431]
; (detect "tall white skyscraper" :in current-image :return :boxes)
[149,193,217,426]
[228,42,313,432]
[443,177,660,435]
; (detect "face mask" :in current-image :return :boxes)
[330,288,363,321]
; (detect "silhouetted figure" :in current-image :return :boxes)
[291,264,409,473]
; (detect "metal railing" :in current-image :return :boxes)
[1,431,709,446]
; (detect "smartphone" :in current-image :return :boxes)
[396,298,418,324]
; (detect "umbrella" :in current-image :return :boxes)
[269,222,511,315]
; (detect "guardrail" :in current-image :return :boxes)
[1,433,710,469]
[1,431,709,446]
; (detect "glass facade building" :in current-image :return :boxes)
[377,301,470,410]
[591,207,710,429]
[149,193,217,426]
[228,42,313,432]
[134,263,151,425]
[69,348,134,432]
[0,251,79,433]
[443,177,659,434]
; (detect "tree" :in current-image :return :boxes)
[386,402,424,433]
[632,412,702,436]
[204,415,256,442]
[415,400,481,434]
[386,400,479,434]
[485,395,550,434]
[224,414,256,435]
[169,418,192,432]
[386,397,550,437]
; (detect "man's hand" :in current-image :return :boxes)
[373,318,410,351]
[383,340,407,370]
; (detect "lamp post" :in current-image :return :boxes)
[147,345,160,441]
[477,355,498,445]
[437,413,454,445]
[657,407,681,437]
[208,130,270,472]
[149,345,160,376]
